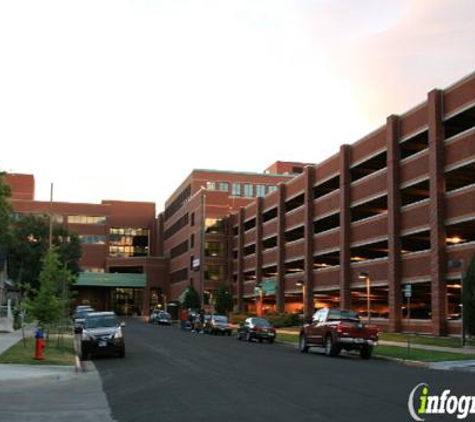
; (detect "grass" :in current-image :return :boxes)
[0,336,76,366]
[275,331,475,362]
[373,345,475,362]
[379,333,475,348]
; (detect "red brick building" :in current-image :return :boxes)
[228,71,475,336]
[6,174,168,316]
[159,168,298,304]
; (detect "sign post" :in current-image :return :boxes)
[404,284,412,360]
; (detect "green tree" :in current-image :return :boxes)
[465,253,475,337]
[26,248,65,330]
[214,285,234,315]
[182,285,201,310]
[8,214,81,292]
[0,172,13,259]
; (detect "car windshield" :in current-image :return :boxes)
[328,310,360,322]
[253,318,270,327]
[85,315,119,329]
[213,316,228,323]
[160,313,171,319]
[74,311,92,319]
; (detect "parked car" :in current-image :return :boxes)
[80,312,125,359]
[148,310,165,324]
[204,315,232,336]
[299,308,378,359]
[73,308,94,333]
[75,305,94,313]
[154,312,172,326]
[236,317,276,343]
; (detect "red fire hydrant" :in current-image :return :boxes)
[34,329,45,360]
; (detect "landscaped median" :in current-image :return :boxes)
[0,335,76,366]
[275,329,475,363]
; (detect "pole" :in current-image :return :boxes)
[366,276,371,324]
[461,266,466,347]
[200,191,206,306]
[49,183,54,249]
[407,294,411,359]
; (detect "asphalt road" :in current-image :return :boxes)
[94,319,474,422]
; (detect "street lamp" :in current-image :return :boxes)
[359,271,371,324]
[254,285,263,317]
[295,280,306,316]
[448,259,465,347]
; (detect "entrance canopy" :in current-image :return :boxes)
[75,272,146,288]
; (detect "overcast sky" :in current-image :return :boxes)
[1,0,474,212]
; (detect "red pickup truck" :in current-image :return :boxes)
[299,308,379,359]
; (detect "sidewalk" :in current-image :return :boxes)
[0,325,77,382]
[379,340,475,355]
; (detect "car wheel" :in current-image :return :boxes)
[237,332,242,340]
[324,335,340,357]
[268,338,275,344]
[299,334,309,353]
[360,346,372,360]
[246,332,252,342]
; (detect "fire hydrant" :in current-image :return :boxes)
[34,328,45,360]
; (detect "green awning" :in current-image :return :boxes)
[74,272,146,288]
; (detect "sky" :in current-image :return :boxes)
[1,0,474,212]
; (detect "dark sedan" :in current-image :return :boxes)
[236,317,276,343]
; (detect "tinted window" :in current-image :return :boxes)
[85,315,119,329]
[328,310,360,322]
[252,318,270,327]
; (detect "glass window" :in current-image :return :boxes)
[205,241,225,257]
[68,215,106,225]
[205,218,224,234]
[244,184,253,197]
[204,265,225,282]
[219,182,229,192]
[206,182,216,190]
[256,185,266,197]
[268,185,277,193]
[232,183,241,196]
[109,228,149,257]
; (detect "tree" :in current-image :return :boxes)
[8,214,81,292]
[0,171,13,260]
[214,285,234,315]
[182,285,201,310]
[26,248,66,330]
[465,253,475,337]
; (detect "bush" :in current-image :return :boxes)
[265,313,301,328]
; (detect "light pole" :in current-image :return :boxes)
[296,280,305,316]
[448,259,465,347]
[254,285,263,317]
[359,271,371,324]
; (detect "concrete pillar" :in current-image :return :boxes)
[339,145,352,309]
[387,114,403,332]
[303,166,315,318]
[428,89,447,336]
[236,207,245,313]
[276,183,286,313]
[255,197,263,288]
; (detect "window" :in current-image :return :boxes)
[170,268,188,284]
[206,182,216,190]
[256,185,266,197]
[109,228,150,257]
[79,235,106,245]
[219,182,229,192]
[68,215,106,225]
[205,241,225,257]
[164,214,189,239]
[191,213,195,227]
[268,185,277,193]
[170,240,188,259]
[244,184,253,197]
[232,183,241,196]
[190,234,194,248]
[205,218,224,234]
[204,265,225,282]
